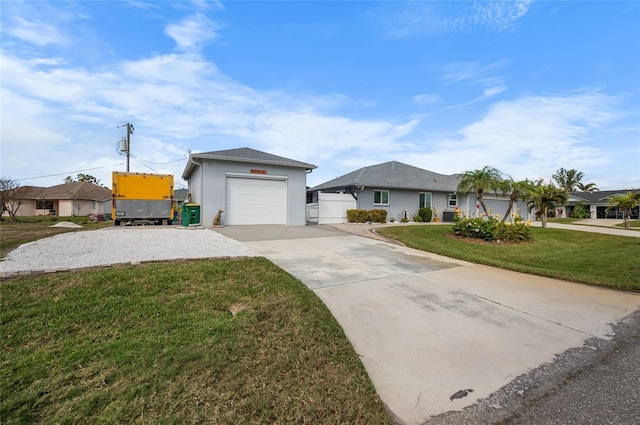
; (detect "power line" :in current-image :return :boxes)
[129,155,187,189]
[15,163,125,182]
[132,156,187,165]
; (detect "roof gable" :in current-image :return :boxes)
[311,161,460,192]
[183,147,317,179]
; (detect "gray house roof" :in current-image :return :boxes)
[311,161,460,193]
[569,189,640,204]
[182,147,317,179]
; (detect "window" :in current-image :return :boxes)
[419,192,432,209]
[447,194,457,208]
[36,200,54,210]
[374,190,389,205]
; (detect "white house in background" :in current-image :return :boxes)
[560,189,640,219]
[308,161,532,222]
[182,147,317,226]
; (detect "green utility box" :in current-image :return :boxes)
[182,203,201,226]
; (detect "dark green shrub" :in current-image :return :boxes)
[347,209,369,223]
[412,215,422,222]
[418,207,432,222]
[369,209,388,223]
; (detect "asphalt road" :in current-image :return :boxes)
[424,308,640,425]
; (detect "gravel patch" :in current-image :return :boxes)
[0,226,256,276]
[50,221,83,228]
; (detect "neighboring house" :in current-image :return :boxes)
[2,182,112,217]
[182,147,317,226]
[561,189,640,219]
[174,188,189,208]
[308,161,532,222]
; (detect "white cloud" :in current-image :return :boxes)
[395,91,620,184]
[4,16,68,46]
[413,94,441,106]
[164,13,222,51]
[369,0,533,38]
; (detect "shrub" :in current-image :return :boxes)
[412,215,422,222]
[418,207,432,222]
[347,209,369,223]
[369,209,388,223]
[571,201,591,219]
[453,216,531,242]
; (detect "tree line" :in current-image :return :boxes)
[457,166,639,229]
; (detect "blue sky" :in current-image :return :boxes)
[1,0,639,191]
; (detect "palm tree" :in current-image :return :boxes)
[552,168,584,192]
[457,166,503,216]
[527,181,568,228]
[577,181,599,192]
[499,178,534,223]
[607,192,640,229]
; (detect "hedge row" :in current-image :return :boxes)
[346,209,388,223]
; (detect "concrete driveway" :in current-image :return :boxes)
[214,225,640,425]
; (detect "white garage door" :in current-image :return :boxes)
[226,177,287,225]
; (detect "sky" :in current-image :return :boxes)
[1,0,639,191]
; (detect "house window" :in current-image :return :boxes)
[36,200,54,210]
[374,190,389,205]
[447,194,457,208]
[419,192,432,209]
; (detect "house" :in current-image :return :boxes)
[2,182,112,217]
[561,189,640,219]
[182,147,317,226]
[309,161,464,222]
[308,161,532,222]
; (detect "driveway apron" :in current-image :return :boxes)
[215,225,640,425]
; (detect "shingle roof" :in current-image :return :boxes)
[569,189,640,204]
[311,161,460,192]
[3,183,111,201]
[183,147,317,179]
[43,182,112,201]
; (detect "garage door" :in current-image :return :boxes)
[226,177,287,225]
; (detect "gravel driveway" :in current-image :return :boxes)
[0,226,256,277]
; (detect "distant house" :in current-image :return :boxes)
[561,189,640,219]
[2,182,112,217]
[182,147,317,226]
[308,161,532,222]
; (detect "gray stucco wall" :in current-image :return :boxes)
[353,188,465,222]
[459,196,532,220]
[188,158,309,226]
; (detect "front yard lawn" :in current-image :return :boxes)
[378,225,640,292]
[1,258,390,424]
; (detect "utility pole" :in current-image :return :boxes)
[126,123,134,172]
[118,123,135,172]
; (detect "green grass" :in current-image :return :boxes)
[1,258,390,424]
[378,225,640,292]
[615,220,640,230]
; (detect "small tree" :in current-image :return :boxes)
[0,178,26,221]
[527,181,568,228]
[457,166,503,216]
[577,182,598,193]
[64,173,104,187]
[607,192,640,229]
[570,201,591,219]
[498,178,534,223]
[552,168,584,192]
